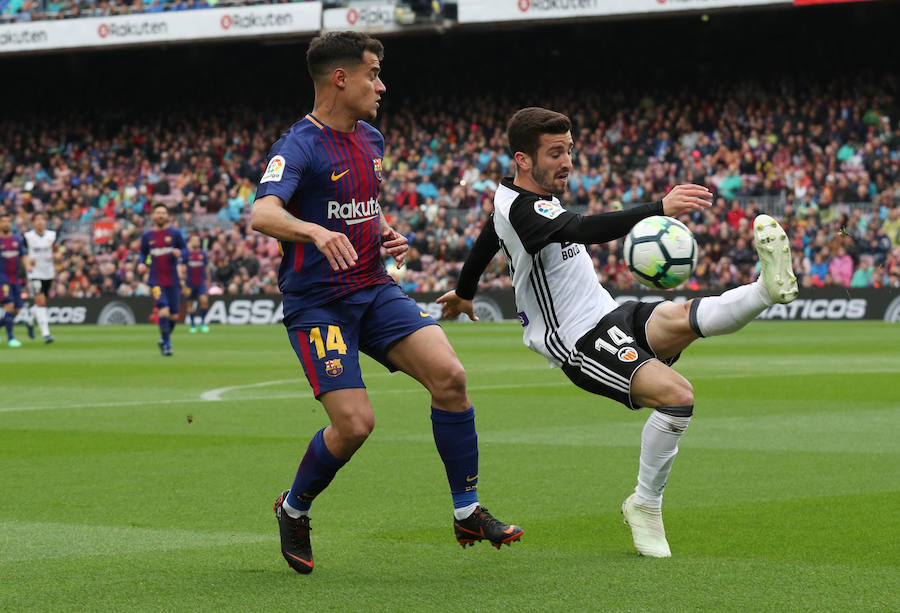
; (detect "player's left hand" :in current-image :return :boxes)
[436,290,478,321]
[381,226,408,266]
[661,184,713,216]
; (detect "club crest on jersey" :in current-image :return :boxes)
[324,359,343,377]
[165,236,172,243]
[617,347,638,363]
[260,155,286,184]
[373,157,383,181]
[534,199,564,220]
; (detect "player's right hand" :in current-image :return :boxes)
[661,184,712,216]
[313,228,358,271]
[436,290,478,321]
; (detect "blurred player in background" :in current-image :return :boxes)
[0,213,34,347]
[24,212,57,343]
[139,204,187,356]
[438,107,798,558]
[251,31,522,575]
[183,234,211,334]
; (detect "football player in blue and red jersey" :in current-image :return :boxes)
[1,213,33,347]
[251,31,522,575]
[139,204,187,356]
[183,234,210,334]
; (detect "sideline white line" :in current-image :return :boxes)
[0,380,570,414]
[200,379,296,402]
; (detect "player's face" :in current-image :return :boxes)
[0,216,10,234]
[188,236,199,250]
[346,51,385,121]
[151,207,169,228]
[33,215,47,233]
[531,132,574,195]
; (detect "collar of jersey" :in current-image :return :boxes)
[500,176,552,200]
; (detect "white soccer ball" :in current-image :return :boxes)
[624,216,698,289]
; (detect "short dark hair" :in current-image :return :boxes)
[306,31,384,83]
[507,107,572,160]
[152,203,168,213]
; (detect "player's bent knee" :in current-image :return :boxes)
[337,414,375,447]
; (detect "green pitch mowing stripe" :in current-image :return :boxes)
[0,322,897,612]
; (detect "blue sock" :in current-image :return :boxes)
[159,317,171,344]
[431,407,479,509]
[287,428,347,512]
[170,320,177,334]
[3,312,14,340]
[199,308,208,324]
[188,313,195,326]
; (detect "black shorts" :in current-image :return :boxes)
[561,300,680,410]
[29,279,52,296]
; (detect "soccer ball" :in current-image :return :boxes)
[624,216,698,289]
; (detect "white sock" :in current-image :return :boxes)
[281,497,308,519]
[634,411,692,509]
[693,281,772,337]
[35,306,50,337]
[453,502,479,520]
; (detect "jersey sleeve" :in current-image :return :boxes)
[507,194,579,254]
[17,236,26,257]
[254,137,311,206]
[173,230,187,260]
[455,215,501,300]
[140,233,149,261]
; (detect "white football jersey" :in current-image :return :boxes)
[493,178,618,367]
[24,229,56,280]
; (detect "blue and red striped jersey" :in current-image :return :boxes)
[140,227,186,288]
[186,249,208,287]
[254,114,392,309]
[0,234,25,283]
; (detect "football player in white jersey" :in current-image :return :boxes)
[23,212,57,343]
[438,107,798,559]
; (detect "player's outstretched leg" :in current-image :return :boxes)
[753,214,798,304]
[273,490,314,574]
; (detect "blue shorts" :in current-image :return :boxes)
[152,285,180,315]
[185,283,207,300]
[285,283,438,398]
[1,281,22,309]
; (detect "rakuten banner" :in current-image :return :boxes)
[322,5,402,33]
[457,0,789,24]
[0,3,321,54]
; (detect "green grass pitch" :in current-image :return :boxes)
[1,321,898,612]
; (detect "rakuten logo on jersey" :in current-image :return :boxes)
[219,12,293,30]
[150,247,176,257]
[327,198,380,225]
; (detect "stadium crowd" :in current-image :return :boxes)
[2,74,900,300]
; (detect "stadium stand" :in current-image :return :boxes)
[1,5,899,298]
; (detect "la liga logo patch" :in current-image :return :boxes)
[534,199,564,220]
[260,155,286,184]
[617,347,638,363]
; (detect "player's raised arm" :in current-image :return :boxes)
[251,194,358,271]
[539,184,712,247]
[436,215,502,321]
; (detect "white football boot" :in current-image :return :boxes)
[753,214,798,304]
[622,494,672,558]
